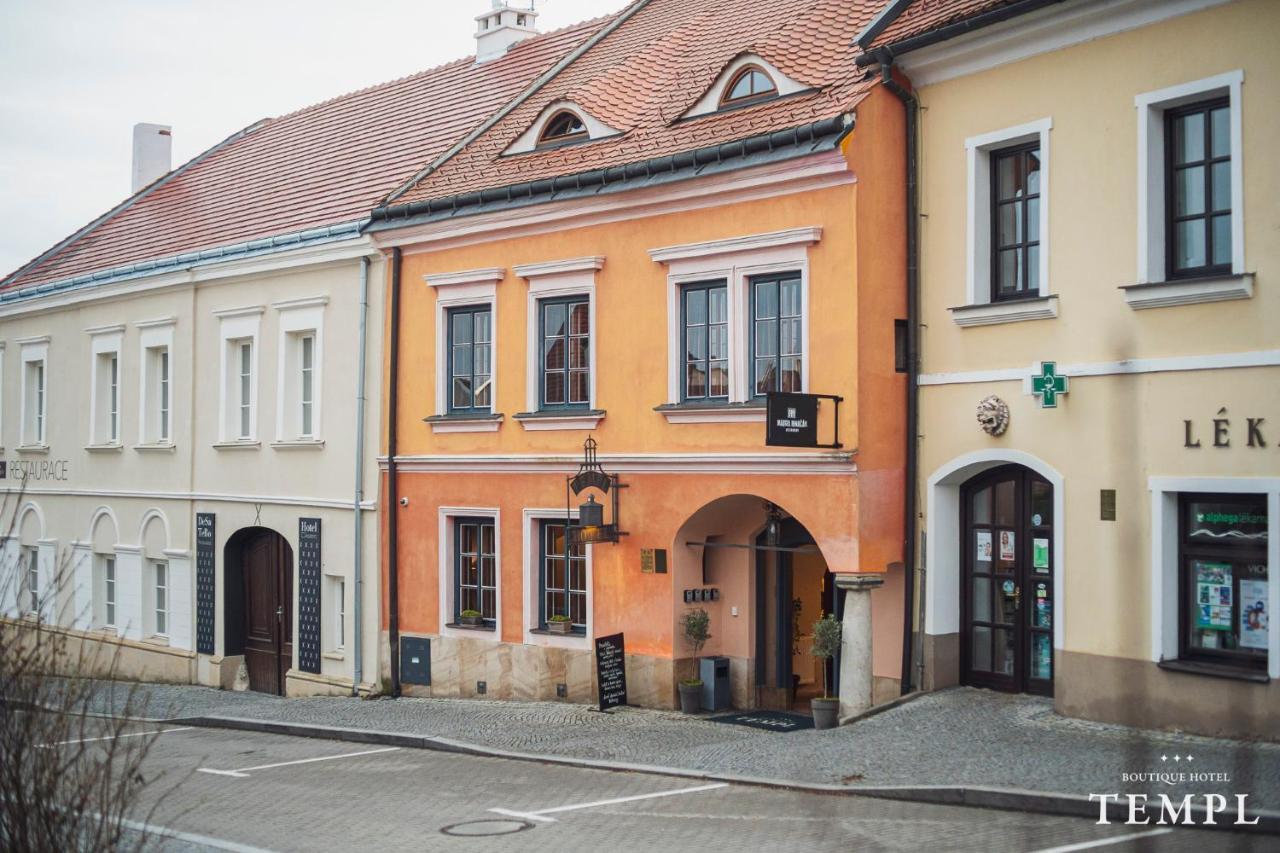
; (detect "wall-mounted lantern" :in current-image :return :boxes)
[566,437,626,546]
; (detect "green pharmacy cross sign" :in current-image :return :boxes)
[1031,361,1069,408]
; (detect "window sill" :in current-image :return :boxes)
[654,402,765,424]
[529,627,587,638]
[134,442,176,453]
[513,410,605,431]
[16,444,50,455]
[445,622,496,632]
[270,439,326,450]
[424,413,504,434]
[212,441,261,451]
[1121,272,1254,310]
[322,650,345,661]
[950,295,1059,327]
[85,443,124,453]
[1157,658,1269,684]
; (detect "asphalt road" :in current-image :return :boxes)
[73,723,1272,852]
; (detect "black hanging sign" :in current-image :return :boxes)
[594,632,628,711]
[195,513,216,655]
[766,392,842,448]
[297,518,323,675]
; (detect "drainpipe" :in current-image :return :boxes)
[352,255,370,696]
[879,56,921,695]
[387,247,403,697]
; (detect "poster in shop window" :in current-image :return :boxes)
[999,531,1016,562]
[1195,561,1233,631]
[976,531,993,562]
[1033,538,1050,572]
[1239,579,1269,650]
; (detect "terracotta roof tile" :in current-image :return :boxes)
[862,0,1023,51]
[3,16,606,291]
[390,0,884,208]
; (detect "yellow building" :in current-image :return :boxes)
[858,0,1278,738]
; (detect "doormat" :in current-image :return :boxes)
[708,710,814,732]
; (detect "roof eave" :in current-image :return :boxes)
[854,0,1072,67]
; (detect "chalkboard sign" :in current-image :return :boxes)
[594,632,627,711]
[195,513,216,655]
[297,518,322,675]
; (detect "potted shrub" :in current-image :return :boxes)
[459,609,484,627]
[678,607,711,713]
[547,613,574,635]
[810,614,842,730]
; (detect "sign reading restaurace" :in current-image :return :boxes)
[766,392,820,447]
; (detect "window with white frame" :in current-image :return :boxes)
[538,519,586,632]
[273,297,326,443]
[328,576,346,652]
[20,340,49,447]
[152,560,168,637]
[649,229,817,419]
[23,546,39,614]
[216,308,261,444]
[137,319,175,446]
[236,342,252,439]
[426,269,501,430]
[438,507,501,636]
[954,119,1054,326]
[92,351,120,444]
[1133,71,1247,305]
[96,554,117,629]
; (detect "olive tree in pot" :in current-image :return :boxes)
[810,614,842,729]
[678,607,711,713]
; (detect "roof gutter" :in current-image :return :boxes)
[854,0,1071,67]
[383,0,655,205]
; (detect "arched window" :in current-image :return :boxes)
[720,66,778,108]
[538,111,588,147]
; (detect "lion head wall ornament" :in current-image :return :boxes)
[976,395,1010,437]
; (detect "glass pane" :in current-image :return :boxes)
[481,589,495,619]
[755,359,776,395]
[1211,161,1231,212]
[481,556,495,588]
[546,558,565,594]
[996,153,1020,200]
[998,204,1018,248]
[1027,246,1040,292]
[972,576,992,622]
[569,370,589,404]
[570,337,589,369]
[1026,198,1040,242]
[474,344,491,376]
[971,626,992,672]
[1030,481,1051,527]
[686,288,706,325]
[1033,581,1052,628]
[544,372,565,405]
[1026,149,1041,195]
[994,480,1016,526]
[754,282,777,319]
[474,311,491,344]
[481,524,495,555]
[780,357,802,393]
[543,338,565,370]
[1175,219,1206,271]
[708,287,727,323]
[996,579,1018,624]
[972,487,992,525]
[709,363,729,397]
[996,531,1017,574]
[1175,166,1205,216]
[570,302,589,335]
[755,319,777,357]
[452,345,472,376]
[780,279,801,316]
[781,317,801,357]
[686,364,707,397]
[997,249,1019,294]
[1211,215,1232,267]
[993,628,1015,675]
[708,326,728,360]
[1175,112,1204,164]
[1031,633,1052,679]
[544,303,566,338]
[474,377,491,408]
[460,523,477,554]
[452,312,472,344]
[1210,107,1230,158]
[686,326,706,361]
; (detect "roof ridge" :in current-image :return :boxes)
[1,117,271,287]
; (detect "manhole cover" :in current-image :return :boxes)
[439,819,535,837]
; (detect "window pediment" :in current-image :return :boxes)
[504,101,621,156]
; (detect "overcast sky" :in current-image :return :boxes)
[0,0,631,277]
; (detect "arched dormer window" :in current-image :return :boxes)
[538,110,589,148]
[720,66,778,108]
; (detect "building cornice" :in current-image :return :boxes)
[513,257,605,279]
[424,268,506,288]
[648,227,822,264]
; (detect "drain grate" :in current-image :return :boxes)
[439,818,535,838]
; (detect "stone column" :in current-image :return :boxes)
[836,573,884,719]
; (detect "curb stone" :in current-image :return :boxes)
[167,714,1280,836]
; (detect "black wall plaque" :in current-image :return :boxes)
[766,392,820,447]
[195,513,216,655]
[297,517,322,675]
[595,632,628,711]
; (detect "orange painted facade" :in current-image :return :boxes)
[378,84,907,706]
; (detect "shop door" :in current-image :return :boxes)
[241,530,293,695]
[961,465,1054,696]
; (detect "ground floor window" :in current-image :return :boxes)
[1179,493,1268,671]
[98,554,116,628]
[454,518,496,625]
[23,547,39,613]
[539,520,586,631]
[152,560,169,637]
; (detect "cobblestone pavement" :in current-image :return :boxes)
[89,682,1280,811]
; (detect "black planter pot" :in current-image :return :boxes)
[678,682,703,714]
[811,697,840,730]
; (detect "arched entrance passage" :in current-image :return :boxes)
[674,495,836,713]
[925,451,1064,695]
[224,527,293,696]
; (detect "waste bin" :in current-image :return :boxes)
[700,656,730,711]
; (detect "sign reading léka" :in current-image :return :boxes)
[594,632,627,711]
[195,513,216,655]
[297,518,323,675]
[766,392,820,447]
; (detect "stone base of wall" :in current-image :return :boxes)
[872,675,901,706]
[285,668,374,698]
[3,618,195,685]
[1057,650,1278,741]
[921,631,960,691]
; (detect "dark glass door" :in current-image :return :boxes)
[961,465,1054,696]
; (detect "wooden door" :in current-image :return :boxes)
[961,466,1054,696]
[241,530,292,695]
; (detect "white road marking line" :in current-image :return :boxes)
[1030,827,1175,853]
[488,782,730,824]
[37,726,194,748]
[118,815,277,853]
[197,745,400,779]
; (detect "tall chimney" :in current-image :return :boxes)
[131,123,172,193]
[474,1,539,64]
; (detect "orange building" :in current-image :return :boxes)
[370,0,908,716]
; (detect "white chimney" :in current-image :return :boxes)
[475,1,539,64]
[131,123,172,193]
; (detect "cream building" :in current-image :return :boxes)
[858,0,1278,739]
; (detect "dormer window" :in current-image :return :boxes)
[721,66,778,108]
[538,111,589,148]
